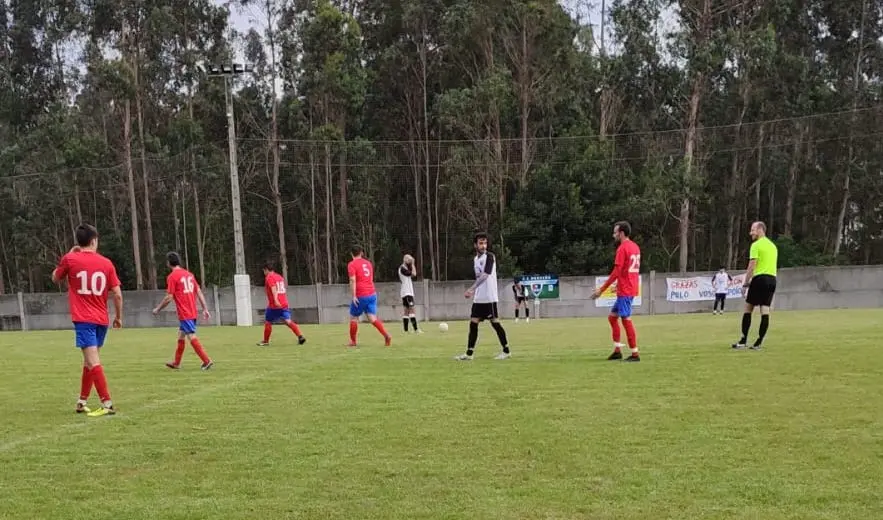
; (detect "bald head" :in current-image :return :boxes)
[750,221,766,241]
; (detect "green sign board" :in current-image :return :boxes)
[520,275,559,299]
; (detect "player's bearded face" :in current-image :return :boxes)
[476,239,487,253]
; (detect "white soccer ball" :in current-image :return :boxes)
[438,322,449,333]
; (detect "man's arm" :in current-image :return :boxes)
[349,274,358,301]
[197,287,211,319]
[110,286,123,328]
[400,265,412,278]
[468,254,495,291]
[153,293,174,314]
[270,285,281,307]
[52,255,69,284]
[743,259,757,287]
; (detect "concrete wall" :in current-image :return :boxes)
[2,265,882,331]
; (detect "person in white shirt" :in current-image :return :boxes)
[455,232,510,361]
[711,267,732,315]
[398,254,421,333]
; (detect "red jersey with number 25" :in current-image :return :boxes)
[167,267,199,320]
[264,271,288,309]
[611,239,641,297]
[54,251,121,326]
[347,258,376,297]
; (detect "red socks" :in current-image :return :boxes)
[263,322,273,343]
[190,338,211,364]
[372,319,389,338]
[90,364,111,404]
[79,366,93,401]
[349,321,358,343]
[174,339,186,366]
[622,318,638,352]
[608,314,622,344]
[286,321,302,337]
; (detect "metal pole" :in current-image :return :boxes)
[225,76,246,275]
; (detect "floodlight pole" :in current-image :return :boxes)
[207,63,253,326]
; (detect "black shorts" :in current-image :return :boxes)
[746,275,776,307]
[515,296,526,305]
[401,295,415,308]
[470,302,499,321]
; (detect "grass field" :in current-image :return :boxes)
[1,309,882,520]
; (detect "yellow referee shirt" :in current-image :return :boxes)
[749,237,778,277]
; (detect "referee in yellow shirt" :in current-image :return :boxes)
[733,221,778,350]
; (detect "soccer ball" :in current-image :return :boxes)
[438,322,449,333]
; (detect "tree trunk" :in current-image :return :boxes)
[124,100,143,289]
[754,124,765,219]
[324,142,334,284]
[679,72,703,273]
[135,64,157,289]
[783,122,806,236]
[73,172,82,224]
[833,0,867,258]
[174,185,181,253]
[187,93,206,284]
[266,3,288,282]
[310,144,320,284]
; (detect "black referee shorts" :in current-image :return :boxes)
[746,274,777,307]
[470,302,499,321]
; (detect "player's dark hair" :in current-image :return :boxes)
[351,245,364,257]
[167,252,181,267]
[614,221,631,237]
[75,224,98,247]
[474,232,489,244]
[262,262,275,272]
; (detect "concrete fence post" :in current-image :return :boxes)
[212,285,221,326]
[316,283,323,324]
[17,291,27,331]
[423,278,431,322]
[649,271,656,316]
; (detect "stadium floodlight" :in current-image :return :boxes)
[206,62,254,326]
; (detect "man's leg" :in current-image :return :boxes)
[713,294,720,312]
[402,307,410,332]
[720,294,726,312]
[734,303,755,348]
[167,329,186,369]
[515,303,520,321]
[77,363,93,413]
[607,313,624,360]
[489,317,510,358]
[348,317,360,346]
[752,306,771,348]
[462,318,481,359]
[187,333,212,367]
[83,342,114,416]
[409,311,420,333]
[524,302,530,321]
[283,310,307,345]
[367,314,391,346]
[258,309,276,346]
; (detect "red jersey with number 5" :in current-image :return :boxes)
[347,258,376,297]
[167,267,199,320]
[264,271,288,309]
[613,239,641,296]
[54,251,121,326]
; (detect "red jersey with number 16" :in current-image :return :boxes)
[167,267,199,320]
[264,271,289,309]
[347,258,376,297]
[54,251,121,326]
[610,239,641,297]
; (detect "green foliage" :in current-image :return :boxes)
[1,0,882,293]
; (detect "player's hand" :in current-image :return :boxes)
[352,296,359,305]
[112,317,122,329]
[464,289,474,299]
[590,289,601,300]
[741,286,748,298]
[203,309,211,320]
[152,307,159,315]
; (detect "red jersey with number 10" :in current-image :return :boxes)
[264,271,289,309]
[167,267,199,320]
[610,239,641,297]
[54,251,121,326]
[347,258,376,297]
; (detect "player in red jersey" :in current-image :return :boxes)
[51,224,123,417]
[347,246,391,347]
[592,221,642,362]
[152,252,214,370]
[257,263,306,346]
